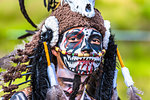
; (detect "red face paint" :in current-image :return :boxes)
[90,63,93,74]
[73,35,84,49]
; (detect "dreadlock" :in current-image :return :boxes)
[1,32,40,100]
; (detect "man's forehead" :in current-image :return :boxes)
[64,27,101,35]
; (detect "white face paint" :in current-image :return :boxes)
[59,27,102,75]
[63,0,95,18]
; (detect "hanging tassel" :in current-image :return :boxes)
[43,42,67,100]
[121,67,134,87]
[117,48,134,87]
[46,85,67,100]
[117,48,143,99]
[43,42,58,86]
[121,67,144,100]
[47,63,58,86]
[128,86,143,100]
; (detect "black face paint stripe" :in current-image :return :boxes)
[62,31,70,45]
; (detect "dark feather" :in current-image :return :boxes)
[18,33,33,39]
[18,0,37,28]
[18,30,37,39]
[25,30,37,34]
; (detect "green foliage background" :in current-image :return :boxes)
[0,0,150,99]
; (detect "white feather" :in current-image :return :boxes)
[121,67,134,87]
[113,69,118,88]
[41,25,47,33]
[47,63,58,87]
[103,20,111,50]
[42,16,59,47]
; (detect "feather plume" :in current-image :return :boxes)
[128,86,143,100]
[18,30,37,39]
[45,85,67,100]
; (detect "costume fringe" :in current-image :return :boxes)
[46,85,67,100]
[128,86,143,100]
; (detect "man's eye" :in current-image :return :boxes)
[68,37,80,42]
[91,38,101,45]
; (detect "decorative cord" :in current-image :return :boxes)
[117,48,125,68]
[54,46,106,57]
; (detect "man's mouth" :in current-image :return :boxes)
[64,55,101,75]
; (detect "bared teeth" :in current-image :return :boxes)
[67,55,101,75]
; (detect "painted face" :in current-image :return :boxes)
[59,27,102,75]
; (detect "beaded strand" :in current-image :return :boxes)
[54,46,106,57]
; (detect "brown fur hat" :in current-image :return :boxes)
[50,4,106,37]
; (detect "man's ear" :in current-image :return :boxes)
[52,49,58,56]
[52,49,64,68]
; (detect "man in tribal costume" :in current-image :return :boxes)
[0,0,143,100]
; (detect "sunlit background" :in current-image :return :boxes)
[0,0,150,99]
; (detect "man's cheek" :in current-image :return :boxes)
[65,42,80,50]
[90,44,101,52]
[66,43,81,52]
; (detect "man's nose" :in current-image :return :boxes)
[81,40,93,53]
